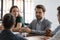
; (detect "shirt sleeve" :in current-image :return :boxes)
[52,25,60,35]
[31,30,45,35]
[48,30,60,40]
[16,16,22,23]
[16,16,24,27]
[45,19,52,29]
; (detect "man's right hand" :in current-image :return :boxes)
[19,27,26,33]
[19,27,32,33]
[45,28,52,37]
[25,27,32,33]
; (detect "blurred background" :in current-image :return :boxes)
[0,0,60,31]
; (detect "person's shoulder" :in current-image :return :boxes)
[16,16,23,22]
[53,30,60,38]
[31,19,37,22]
[43,18,52,24]
[42,18,52,27]
[17,16,22,19]
[58,25,60,28]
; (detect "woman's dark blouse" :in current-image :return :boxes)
[15,16,24,27]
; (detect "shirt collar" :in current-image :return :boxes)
[37,17,44,23]
[40,17,44,22]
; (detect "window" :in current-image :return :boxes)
[1,0,34,23]
[3,0,12,16]
[25,0,34,23]
[0,0,1,19]
[14,0,23,17]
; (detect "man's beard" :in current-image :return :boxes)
[36,17,42,20]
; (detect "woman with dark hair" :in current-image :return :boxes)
[10,6,24,32]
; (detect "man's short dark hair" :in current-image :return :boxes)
[57,6,60,15]
[2,13,15,29]
[35,5,46,12]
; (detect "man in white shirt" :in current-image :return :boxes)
[45,6,60,40]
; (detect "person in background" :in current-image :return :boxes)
[10,6,24,32]
[45,6,60,40]
[52,6,60,35]
[20,4,52,36]
[43,6,60,40]
[0,13,27,40]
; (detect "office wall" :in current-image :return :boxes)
[33,0,60,31]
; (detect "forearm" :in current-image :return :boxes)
[12,28,20,32]
[12,23,22,32]
[31,30,45,35]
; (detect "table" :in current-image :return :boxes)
[13,32,51,40]
[25,36,47,40]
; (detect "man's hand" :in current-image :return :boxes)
[19,27,32,33]
[45,28,52,37]
[19,27,26,33]
[25,27,32,33]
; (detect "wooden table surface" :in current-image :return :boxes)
[13,32,51,40]
[25,36,50,40]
